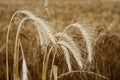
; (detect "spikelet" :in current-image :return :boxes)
[61,46,72,71]
[58,41,83,69]
[55,32,84,70]
[19,40,28,80]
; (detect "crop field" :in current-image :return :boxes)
[0,0,120,80]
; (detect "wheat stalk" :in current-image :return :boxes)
[0,44,6,53]
[53,65,58,80]
[42,45,54,80]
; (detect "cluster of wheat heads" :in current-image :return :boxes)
[5,10,108,80]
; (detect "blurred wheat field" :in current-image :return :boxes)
[0,0,120,80]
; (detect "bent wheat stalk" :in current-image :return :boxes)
[6,10,56,80]
[6,11,27,80]
[13,17,29,80]
[58,70,109,80]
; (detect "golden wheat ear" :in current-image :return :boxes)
[55,33,84,70]
[62,23,93,63]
